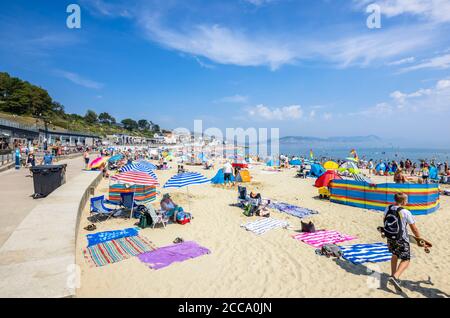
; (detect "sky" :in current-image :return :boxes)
[0,0,449,147]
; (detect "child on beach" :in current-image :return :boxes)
[383,193,421,292]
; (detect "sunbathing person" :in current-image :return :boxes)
[159,193,192,223]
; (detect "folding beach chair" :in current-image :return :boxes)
[143,203,169,229]
[90,195,117,222]
[237,186,248,207]
[120,192,140,217]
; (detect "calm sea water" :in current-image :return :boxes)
[277,145,450,163]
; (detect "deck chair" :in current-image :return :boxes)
[120,192,140,217]
[237,186,248,207]
[144,203,169,229]
[90,195,116,222]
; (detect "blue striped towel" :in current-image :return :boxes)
[340,243,392,264]
[241,218,289,235]
[268,202,318,218]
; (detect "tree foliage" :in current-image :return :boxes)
[0,72,161,137]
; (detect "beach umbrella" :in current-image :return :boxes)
[89,156,109,169]
[120,163,158,181]
[133,160,157,170]
[111,171,159,218]
[163,172,211,210]
[323,161,339,170]
[111,171,159,186]
[163,172,210,189]
[109,154,124,163]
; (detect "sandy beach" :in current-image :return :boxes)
[76,163,450,298]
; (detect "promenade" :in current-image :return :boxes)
[0,155,85,247]
[0,155,102,297]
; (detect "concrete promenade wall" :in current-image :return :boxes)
[0,170,102,298]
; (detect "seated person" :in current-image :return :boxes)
[247,192,270,217]
[177,165,186,174]
[297,164,307,178]
[393,169,406,184]
[160,193,191,221]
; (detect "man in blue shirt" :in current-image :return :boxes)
[41,151,53,165]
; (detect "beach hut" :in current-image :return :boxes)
[211,168,235,184]
[315,170,342,188]
[329,180,440,215]
[310,164,326,177]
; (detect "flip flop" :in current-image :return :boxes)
[84,224,97,231]
[173,237,184,244]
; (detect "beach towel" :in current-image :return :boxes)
[138,241,210,270]
[83,235,157,267]
[292,230,356,248]
[241,217,289,235]
[340,243,392,264]
[86,227,139,247]
[268,202,319,219]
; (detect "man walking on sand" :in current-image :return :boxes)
[383,193,421,292]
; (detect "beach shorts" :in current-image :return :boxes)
[387,239,411,261]
[85,158,90,164]
[224,173,231,182]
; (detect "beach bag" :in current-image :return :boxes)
[176,211,191,225]
[301,221,316,233]
[243,204,253,217]
[319,244,342,258]
[137,211,153,229]
[383,205,404,240]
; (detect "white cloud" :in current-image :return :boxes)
[355,78,450,116]
[244,0,275,6]
[247,104,303,120]
[387,57,415,66]
[354,0,450,23]
[54,70,104,89]
[215,94,249,104]
[400,54,450,72]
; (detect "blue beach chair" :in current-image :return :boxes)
[90,195,117,222]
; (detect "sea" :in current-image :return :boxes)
[277,145,450,163]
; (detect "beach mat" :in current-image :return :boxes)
[241,217,289,235]
[269,202,319,218]
[340,243,392,264]
[292,230,356,248]
[86,227,139,247]
[83,235,157,267]
[138,241,210,270]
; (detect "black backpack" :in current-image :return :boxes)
[383,205,404,240]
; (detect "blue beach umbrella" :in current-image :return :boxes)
[134,160,157,170]
[109,154,124,163]
[163,172,210,189]
[163,172,211,210]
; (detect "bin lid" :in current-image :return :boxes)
[30,164,67,172]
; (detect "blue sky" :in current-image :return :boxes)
[0,0,449,147]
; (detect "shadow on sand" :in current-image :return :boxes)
[333,258,449,298]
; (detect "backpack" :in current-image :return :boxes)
[301,221,316,233]
[243,204,254,217]
[383,205,404,240]
[137,211,153,229]
[317,244,343,258]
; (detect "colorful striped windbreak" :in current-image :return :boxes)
[108,183,157,203]
[329,180,440,215]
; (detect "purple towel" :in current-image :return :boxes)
[138,241,210,269]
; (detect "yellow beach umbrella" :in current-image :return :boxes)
[323,161,339,170]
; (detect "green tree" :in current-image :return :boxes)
[98,112,116,125]
[84,110,98,124]
[138,119,149,130]
[121,118,138,131]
